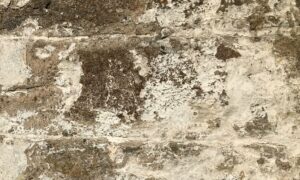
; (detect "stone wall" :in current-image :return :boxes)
[0,0,300,179]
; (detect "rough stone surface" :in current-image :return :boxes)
[0,0,300,179]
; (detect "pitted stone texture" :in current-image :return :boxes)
[1,0,300,179]
[0,0,161,36]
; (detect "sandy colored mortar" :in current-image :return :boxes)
[0,0,300,179]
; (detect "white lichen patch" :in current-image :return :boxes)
[55,43,82,113]
[130,50,151,77]
[94,110,130,137]
[141,82,194,122]
[0,140,29,180]
[35,45,55,59]
[0,111,36,133]
[0,40,31,91]
[11,0,30,8]
[136,46,227,140]
[224,39,291,135]
[1,0,300,179]
[58,43,76,60]
[21,18,40,36]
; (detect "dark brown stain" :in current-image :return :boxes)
[244,143,286,159]
[135,21,162,35]
[207,118,221,129]
[23,111,57,130]
[137,141,207,170]
[244,114,272,136]
[219,89,229,106]
[138,44,161,61]
[170,38,184,51]
[275,158,292,170]
[0,86,62,133]
[247,10,265,31]
[214,70,228,77]
[185,132,199,140]
[245,105,272,136]
[296,157,300,166]
[0,0,148,32]
[119,140,144,153]
[217,149,240,171]
[0,40,65,131]
[172,0,186,6]
[0,135,4,143]
[123,141,208,170]
[234,105,274,137]
[297,0,300,8]
[256,0,271,11]
[22,138,114,179]
[257,157,265,165]
[273,35,300,78]
[266,15,280,26]
[183,0,204,18]
[273,35,299,58]
[168,141,207,156]
[290,9,300,27]
[192,85,204,97]
[246,1,270,31]
[26,40,61,87]
[217,0,244,13]
[154,0,168,8]
[0,86,61,117]
[66,46,146,124]
[215,44,241,61]
[287,11,295,27]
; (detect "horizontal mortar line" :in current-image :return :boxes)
[0,34,156,41]
[176,26,297,34]
[0,28,296,41]
[0,134,157,144]
[0,24,298,40]
[173,32,296,40]
[0,35,89,40]
[174,26,299,35]
[0,31,286,41]
[0,133,298,146]
[0,133,145,143]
